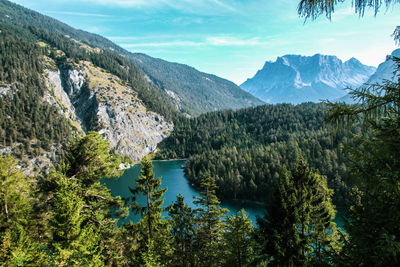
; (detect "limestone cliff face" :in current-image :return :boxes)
[44,59,173,161]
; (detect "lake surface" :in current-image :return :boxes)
[103,160,344,227]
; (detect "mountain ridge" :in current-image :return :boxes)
[240,53,376,104]
[129,53,263,115]
[0,0,263,116]
[337,48,400,103]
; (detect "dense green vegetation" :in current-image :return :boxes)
[0,14,181,164]
[256,160,341,266]
[1,0,399,265]
[0,139,342,265]
[157,103,358,205]
[1,64,399,263]
[0,133,126,265]
[324,59,400,265]
[0,23,72,159]
[0,141,345,266]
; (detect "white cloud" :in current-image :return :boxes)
[84,0,161,7]
[81,0,237,14]
[121,40,204,48]
[206,36,270,46]
[44,10,111,17]
[117,35,272,48]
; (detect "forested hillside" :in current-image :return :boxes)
[128,53,263,116]
[0,0,263,117]
[0,19,179,170]
[0,24,73,167]
[157,103,359,205]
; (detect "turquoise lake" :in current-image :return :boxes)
[103,160,344,227]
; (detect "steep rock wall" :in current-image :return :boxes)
[44,59,173,161]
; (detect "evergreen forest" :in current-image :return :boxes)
[156,103,358,205]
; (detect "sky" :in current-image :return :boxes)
[10,0,400,85]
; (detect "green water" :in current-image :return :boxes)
[103,160,345,227]
[103,160,264,224]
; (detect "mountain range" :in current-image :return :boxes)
[240,54,376,104]
[0,0,263,117]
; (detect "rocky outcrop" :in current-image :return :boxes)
[44,67,83,132]
[0,84,11,96]
[44,59,173,161]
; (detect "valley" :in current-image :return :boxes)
[0,0,399,266]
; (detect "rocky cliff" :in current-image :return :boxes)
[44,57,173,162]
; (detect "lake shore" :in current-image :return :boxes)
[152,158,187,162]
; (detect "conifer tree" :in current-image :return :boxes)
[167,194,196,267]
[49,172,103,266]
[0,155,41,265]
[46,132,127,265]
[193,176,228,266]
[223,209,255,267]
[311,178,342,265]
[256,169,303,266]
[130,156,171,265]
[257,160,340,265]
[326,59,400,265]
[131,156,167,241]
[298,0,400,264]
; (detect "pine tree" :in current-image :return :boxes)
[326,59,400,265]
[167,194,196,267]
[256,160,341,265]
[49,171,103,266]
[223,209,255,267]
[63,131,122,184]
[45,132,127,265]
[298,0,400,264]
[307,172,342,265]
[130,156,167,241]
[193,176,228,266]
[0,155,42,265]
[129,156,171,265]
[256,169,303,266]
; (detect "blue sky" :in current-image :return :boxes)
[10,0,400,85]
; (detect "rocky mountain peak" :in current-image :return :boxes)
[240,53,376,104]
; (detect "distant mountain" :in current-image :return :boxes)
[240,54,376,104]
[128,53,263,115]
[365,49,400,85]
[0,0,263,117]
[337,48,400,103]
